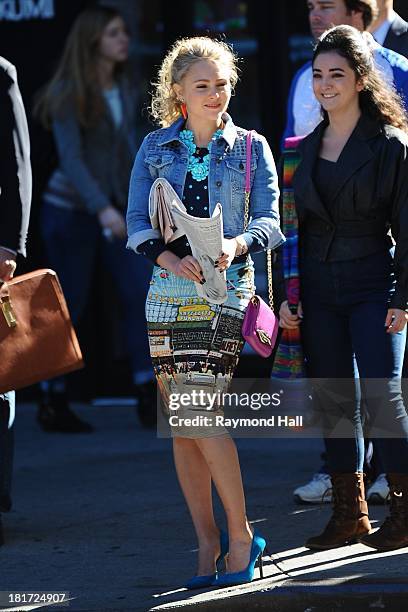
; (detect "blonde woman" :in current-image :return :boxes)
[127,37,284,587]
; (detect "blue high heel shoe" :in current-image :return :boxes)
[185,530,229,590]
[214,530,266,587]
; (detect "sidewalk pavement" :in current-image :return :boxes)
[0,402,407,612]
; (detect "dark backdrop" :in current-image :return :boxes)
[0,0,407,397]
[395,1,408,20]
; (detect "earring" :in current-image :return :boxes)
[179,100,188,120]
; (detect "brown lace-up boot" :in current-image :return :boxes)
[361,473,408,552]
[305,472,371,550]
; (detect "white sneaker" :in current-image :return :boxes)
[367,473,389,504]
[293,473,332,504]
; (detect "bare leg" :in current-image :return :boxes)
[173,437,221,576]
[196,435,253,573]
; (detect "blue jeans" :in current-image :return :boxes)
[0,392,14,512]
[41,204,153,385]
[301,248,408,474]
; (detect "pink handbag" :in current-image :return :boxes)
[241,131,280,358]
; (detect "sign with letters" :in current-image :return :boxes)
[0,0,55,21]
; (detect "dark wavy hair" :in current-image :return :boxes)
[313,25,408,132]
[343,0,378,30]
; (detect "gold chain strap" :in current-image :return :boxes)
[244,183,274,312]
[266,248,274,311]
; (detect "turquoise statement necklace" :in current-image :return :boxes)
[179,128,223,181]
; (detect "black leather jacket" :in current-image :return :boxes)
[274,113,408,311]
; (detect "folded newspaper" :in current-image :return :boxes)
[149,178,227,305]
[149,178,186,244]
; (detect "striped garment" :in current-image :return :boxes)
[271,137,306,379]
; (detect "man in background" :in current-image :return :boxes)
[0,57,32,545]
[370,0,408,56]
[284,0,408,140]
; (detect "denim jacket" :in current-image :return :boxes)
[126,113,285,254]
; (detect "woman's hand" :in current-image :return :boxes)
[0,248,17,282]
[385,308,408,334]
[97,205,127,240]
[279,300,303,329]
[215,238,238,272]
[173,255,204,284]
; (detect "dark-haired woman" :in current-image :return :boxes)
[279,25,408,552]
[34,6,153,432]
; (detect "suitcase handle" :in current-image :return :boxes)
[0,282,18,328]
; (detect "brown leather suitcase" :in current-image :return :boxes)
[0,269,84,394]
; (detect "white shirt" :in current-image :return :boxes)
[103,86,123,129]
[372,10,397,46]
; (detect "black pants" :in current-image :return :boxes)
[301,249,408,474]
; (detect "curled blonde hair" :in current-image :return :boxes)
[150,36,239,127]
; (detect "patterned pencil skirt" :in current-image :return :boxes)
[146,260,255,438]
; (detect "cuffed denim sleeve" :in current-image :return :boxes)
[242,135,285,252]
[126,135,161,253]
[239,233,265,254]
